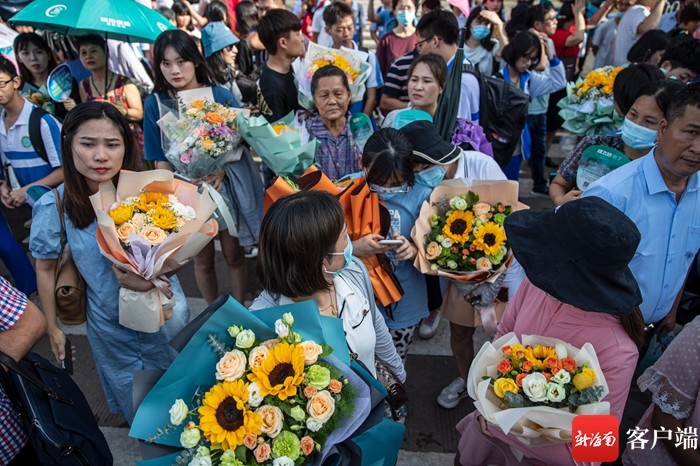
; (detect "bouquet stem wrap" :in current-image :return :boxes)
[467,332,611,446]
[90,170,219,333]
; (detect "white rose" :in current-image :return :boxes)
[547,383,567,403]
[306,417,324,432]
[275,319,289,338]
[272,457,295,466]
[554,343,568,360]
[299,341,323,366]
[282,312,294,327]
[552,369,571,385]
[180,426,201,448]
[188,453,211,466]
[227,325,241,338]
[256,405,284,438]
[441,238,453,249]
[168,194,179,204]
[169,399,188,426]
[521,373,549,402]
[215,350,247,381]
[247,382,264,408]
[449,196,468,211]
[235,329,256,349]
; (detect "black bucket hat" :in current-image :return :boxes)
[504,197,642,316]
[400,121,461,165]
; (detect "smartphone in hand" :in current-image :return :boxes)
[377,239,403,246]
[62,338,73,375]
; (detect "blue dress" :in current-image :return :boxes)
[29,186,189,423]
[377,183,433,330]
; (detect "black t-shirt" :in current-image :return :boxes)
[257,63,300,123]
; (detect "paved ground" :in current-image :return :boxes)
[2,141,653,465]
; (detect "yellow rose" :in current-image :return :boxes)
[151,206,178,231]
[116,222,139,242]
[493,377,519,398]
[140,226,168,245]
[425,241,442,261]
[215,350,247,381]
[201,139,215,151]
[248,346,269,370]
[256,405,283,438]
[299,341,323,366]
[108,204,134,225]
[306,390,336,423]
[572,368,597,391]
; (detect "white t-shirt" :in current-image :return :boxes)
[591,15,619,69]
[612,5,649,66]
[446,55,480,123]
[311,5,334,47]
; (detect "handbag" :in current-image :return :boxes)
[0,351,113,466]
[374,357,409,420]
[52,189,87,325]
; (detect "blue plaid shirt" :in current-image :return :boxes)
[305,114,360,181]
[0,276,29,463]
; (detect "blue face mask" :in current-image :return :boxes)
[415,165,445,188]
[396,10,416,27]
[471,25,491,40]
[621,118,657,150]
[324,234,354,276]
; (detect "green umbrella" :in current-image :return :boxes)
[433,27,468,142]
[9,0,174,43]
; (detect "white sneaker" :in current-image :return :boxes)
[418,310,441,339]
[437,377,468,409]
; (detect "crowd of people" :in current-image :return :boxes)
[0,0,699,464]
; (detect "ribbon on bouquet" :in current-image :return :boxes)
[201,182,237,237]
[475,304,497,335]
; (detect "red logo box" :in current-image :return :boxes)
[571,415,619,462]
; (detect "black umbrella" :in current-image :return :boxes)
[433,27,468,142]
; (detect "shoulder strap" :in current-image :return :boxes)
[29,106,49,165]
[0,351,73,404]
[52,188,67,279]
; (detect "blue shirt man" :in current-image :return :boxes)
[583,84,700,325]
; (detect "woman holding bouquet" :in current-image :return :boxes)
[144,29,252,305]
[306,65,361,181]
[29,101,190,423]
[250,190,406,383]
[13,33,78,119]
[550,78,682,206]
[454,197,646,466]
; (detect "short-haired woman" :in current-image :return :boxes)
[250,190,406,382]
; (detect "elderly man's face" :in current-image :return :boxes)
[657,105,700,182]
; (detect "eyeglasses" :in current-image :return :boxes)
[0,78,15,89]
[415,37,430,51]
[543,16,558,23]
[369,183,411,194]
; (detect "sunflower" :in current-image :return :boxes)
[150,206,178,231]
[134,191,168,212]
[442,210,475,244]
[198,380,262,450]
[472,222,506,256]
[108,204,134,225]
[524,345,558,371]
[248,342,305,400]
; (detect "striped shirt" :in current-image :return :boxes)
[0,276,29,463]
[382,49,417,101]
[0,100,62,187]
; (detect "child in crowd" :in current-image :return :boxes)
[369,0,396,43]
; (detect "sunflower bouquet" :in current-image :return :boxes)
[557,66,625,136]
[89,170,219,332]
[20,86,55,114]
[158,98,242,179]
[467,333,610,446]
[412,181,526,283]
[292,42,372,111]
[129,298,382,466]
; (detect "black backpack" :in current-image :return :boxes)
[463,64,529,169]
[0,351,113,465]
[28,106,51,164]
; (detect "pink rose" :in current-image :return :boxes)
[304,386,318,398]
[328,379,343,394]
[254,443,271,462]
[300,436,315,456]
[243,433,258,450]
[180,151,192,164]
